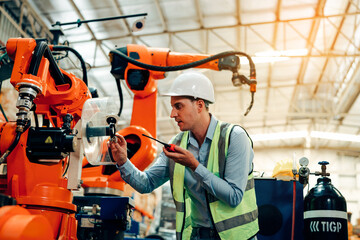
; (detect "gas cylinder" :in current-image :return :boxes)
[304,161,348,240]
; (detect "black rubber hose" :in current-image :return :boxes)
[28,42,66,85]
[0,104,8,122]
[110,49,256,79]
[0,132,21,164]
[0,121,31,164]
[52,45,88,86]
[115,80,123,117]
[28,41,47,76]
[6,132,21,154]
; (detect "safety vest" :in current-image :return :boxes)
[168,121,259,240]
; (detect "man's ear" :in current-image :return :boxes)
[197,99,205,113]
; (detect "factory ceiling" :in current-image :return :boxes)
[1,0,360,153]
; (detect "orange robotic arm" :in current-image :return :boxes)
[109,44,256,137]
[81,44,257,202]
[6,38,90,129]
[0,38,91,240]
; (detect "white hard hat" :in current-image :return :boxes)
[163,72,215,103]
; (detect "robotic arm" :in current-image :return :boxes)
[109,44,257,120]
[0,38,91,239]
[81,44,257,198]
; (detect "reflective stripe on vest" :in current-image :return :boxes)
[169,121,259,240]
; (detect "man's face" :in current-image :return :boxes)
[170,96,199,131]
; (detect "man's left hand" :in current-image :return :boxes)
[163,145,199,171]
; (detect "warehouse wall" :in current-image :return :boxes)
[253,148,360,226]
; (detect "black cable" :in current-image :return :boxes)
[0,104,8,122]
[115,80,123,117]
[111,48,257,116]
[52,45,88,86]
[28,42,66,85]
[110,49,256,78]
[62,156,70,177]
[244,92,254,116]
[28,42,47,76]
[0,121,30,164]
[54,51,68,61]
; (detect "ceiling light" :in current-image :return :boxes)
[239,49,308,64]
[310,131,360,143]
[240,56,290,64]
[251,130,360,143]
[251,131,308,142]
[255,49,308,57]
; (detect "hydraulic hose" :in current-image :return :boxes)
[51,45,88,86]
[0,119,31,164]
[110,48,257,115]
[244,92,254,116]
[0,104,8,122]
[110,49,256,79]
[115,79,123,117]
[28,41,67,86]
[0,131,21,164]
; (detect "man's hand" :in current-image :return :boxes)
[108,133,128,166]
[163,145,199,171]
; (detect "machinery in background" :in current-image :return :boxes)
[301,161,348,240]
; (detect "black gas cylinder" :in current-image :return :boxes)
[304,161,348,240]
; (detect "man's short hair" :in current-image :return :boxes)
[183,96,210,110]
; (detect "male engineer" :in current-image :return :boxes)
[109,71,259,240]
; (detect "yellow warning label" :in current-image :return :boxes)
[45,136,53,144]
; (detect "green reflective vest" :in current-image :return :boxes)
[168,121,259,240]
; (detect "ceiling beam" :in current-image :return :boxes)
[236,0,241,25]
[194,0,204,28]
[312,2,351,96]
[70,11,360,44]
[319,14,360,147]
[112,0,132,36]
[20,0,53,39]
[154,0,167,32]
[173,33,203,53]
[287,0,327,123]
[0,6,29,37]
[68,0,109,62]
[263,0,282,127]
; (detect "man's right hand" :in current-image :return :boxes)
[108,133,128,166]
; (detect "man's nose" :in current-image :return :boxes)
[170,108,177,118]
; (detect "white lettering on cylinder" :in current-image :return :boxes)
[337,222,342,232]
[318,221,342,232]
[321,221,327,231]
[330,222,336,232]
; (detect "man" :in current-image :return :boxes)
[109,71,259,240]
